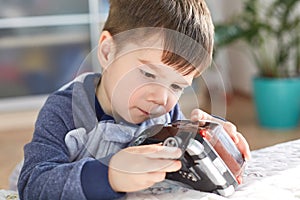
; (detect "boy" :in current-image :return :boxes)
[18,0,251,199]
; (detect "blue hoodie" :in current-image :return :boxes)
[18,73,184,200]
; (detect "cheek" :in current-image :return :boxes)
[110,75,142,107]
[127,86,145,106]
[129,84,179,111]
[165,94,179,112]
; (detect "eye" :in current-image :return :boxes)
[171,84,183,91]
[140,69,156,79]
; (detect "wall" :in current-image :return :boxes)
[207,0,258,95]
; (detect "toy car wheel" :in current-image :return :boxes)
[133,135,147,146]
[163,137,180,148]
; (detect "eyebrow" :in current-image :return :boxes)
[138,59,192,86]
[138,59,163,74]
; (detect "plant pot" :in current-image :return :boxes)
[252,77,300,130]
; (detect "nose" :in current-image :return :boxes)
[147,84,169,106]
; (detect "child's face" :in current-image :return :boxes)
[100,38,197,124]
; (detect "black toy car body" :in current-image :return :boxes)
[129,120,246,196]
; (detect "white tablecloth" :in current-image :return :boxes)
[1,139,300,200]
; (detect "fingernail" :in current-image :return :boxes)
[164,146,179,153]
[166,147,182,158]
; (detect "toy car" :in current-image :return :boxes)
[129,120,246,196]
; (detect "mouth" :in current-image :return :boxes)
[137,106,166,117]
[137,108,150,116]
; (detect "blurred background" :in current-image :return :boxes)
[0,0,299,189]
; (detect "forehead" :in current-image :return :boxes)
[113,27,210,74]
[115,33,200,77]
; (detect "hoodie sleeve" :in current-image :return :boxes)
[17,91,124,200]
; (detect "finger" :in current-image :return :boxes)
[133,172,167,190]
[190,109,212,121]
[155,160,182,172]
[126,144,162,154]
[147,171,166,183]
[145,145,182,159]
[127,144,182,159]
[236,175,243,184]
[235,132,251,161]
[117,145,182,173]
[138,158,181,173]
[222,122,239,144]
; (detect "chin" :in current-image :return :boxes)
[132,115,153,124]
[131,117,149,124]
[117,114,147,125]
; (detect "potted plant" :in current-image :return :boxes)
[214,0,300,129]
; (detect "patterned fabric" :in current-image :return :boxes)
[125,139,300,199]
[65,114,171,162]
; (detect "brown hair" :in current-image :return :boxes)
[103,0,214,75]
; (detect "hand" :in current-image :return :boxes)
[190,108,251,161]
[190,109,251,184]
[108,144,182,192]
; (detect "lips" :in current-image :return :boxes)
[137,106,166,117]
[138,108,150,116]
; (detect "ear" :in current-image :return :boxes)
[98,31,114,70]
